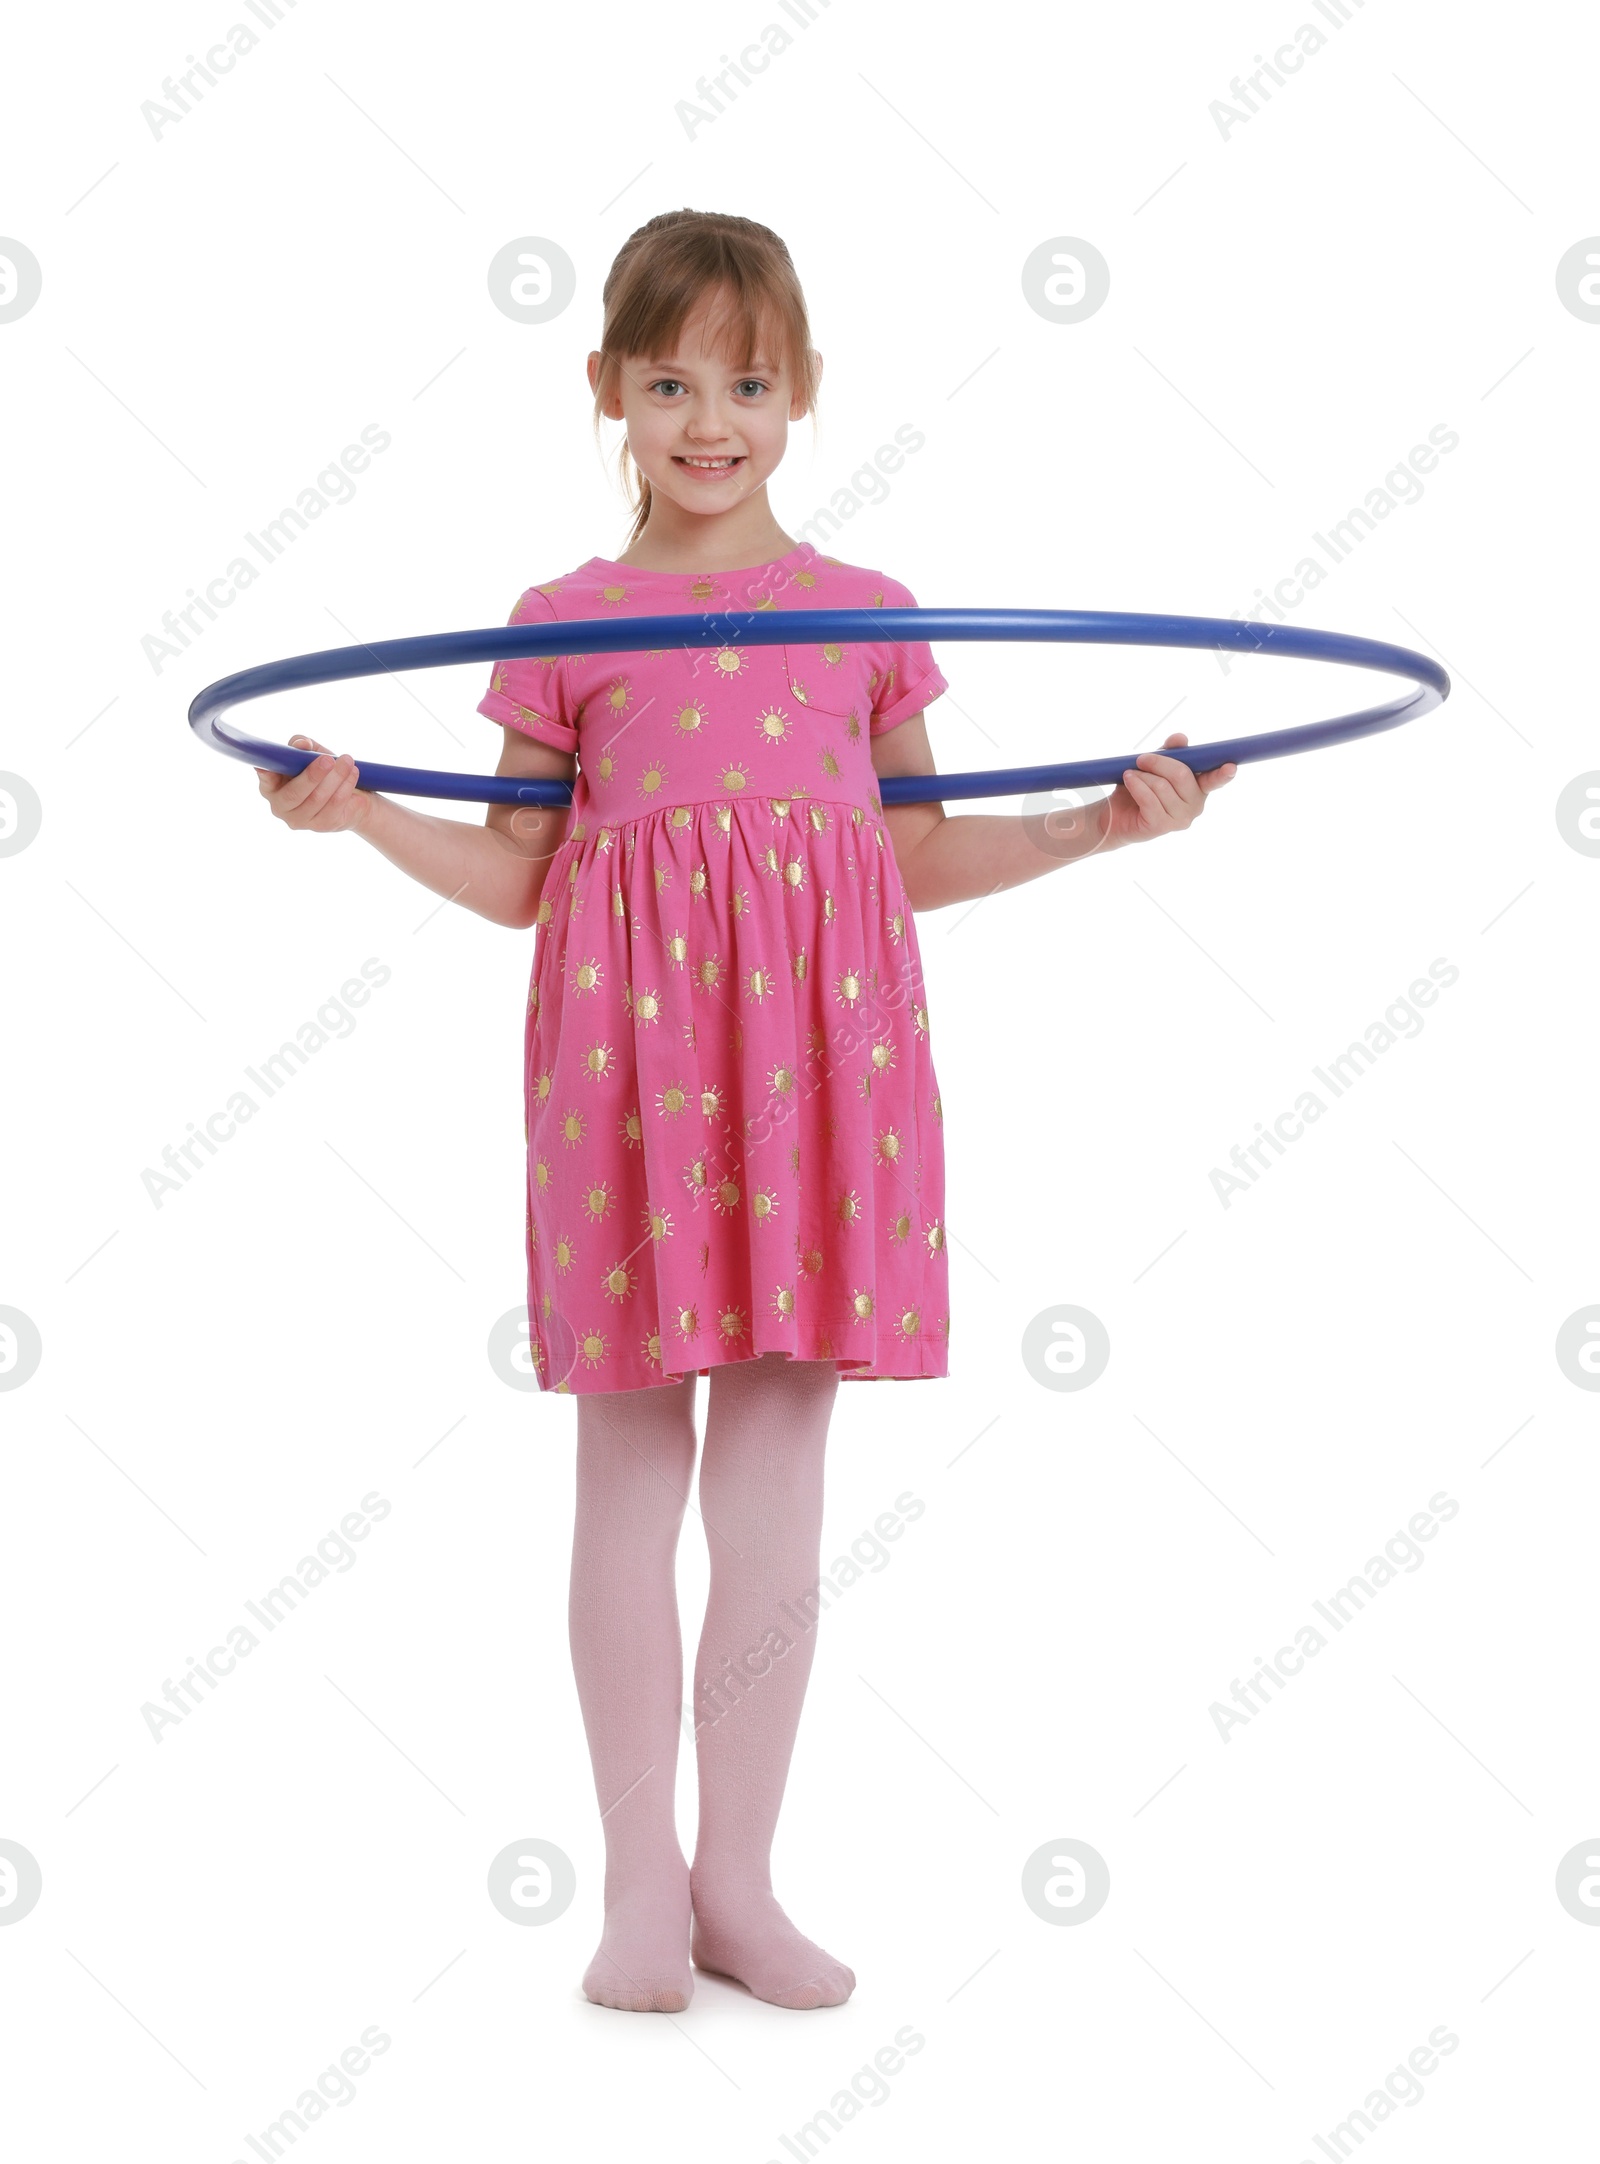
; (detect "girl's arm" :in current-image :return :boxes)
[255,726,576,930]
[871,712,1235,912]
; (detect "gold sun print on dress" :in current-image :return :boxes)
[635,757,670,806]
[656,1080,691,1119]
[601,1259,638,1304]
[755,704,793,746]
[582,1181,616,1225]
[601,676,636,726]
[672,1303,701,1348]
[570,958,603,996]
[582,1041,618,1081]
[559,1108,586,1148]
[576,1327,611,1374]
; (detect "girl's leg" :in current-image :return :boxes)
[688,1350,855,2009]
[569,1372,699,2012]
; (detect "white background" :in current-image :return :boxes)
[3,1,1597,2156]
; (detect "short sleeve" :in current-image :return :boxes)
[476,586,578,754]
[868,575,948,736]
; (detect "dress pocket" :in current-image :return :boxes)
[781,638,865,721]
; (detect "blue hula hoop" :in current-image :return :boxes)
[187,609,1450,807]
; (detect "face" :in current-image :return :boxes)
[588,287,816,522]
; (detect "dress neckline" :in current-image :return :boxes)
[582,541,818,581]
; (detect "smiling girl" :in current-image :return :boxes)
[257,208,1235,2016]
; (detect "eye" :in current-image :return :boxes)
[648,377,685,397]
[734,379,769,398]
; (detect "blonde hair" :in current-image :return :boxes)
[591,209,821,550]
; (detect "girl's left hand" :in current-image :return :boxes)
[1104,733,1236,848]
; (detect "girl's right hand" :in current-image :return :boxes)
[255,735,372,834]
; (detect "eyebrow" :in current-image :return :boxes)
[643,356,780,371]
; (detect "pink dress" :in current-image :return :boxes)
[476,540,952,1396]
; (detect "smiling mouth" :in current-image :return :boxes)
[674,454,745,473]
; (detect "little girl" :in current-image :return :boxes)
[257,209,1234,2015]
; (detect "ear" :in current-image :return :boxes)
[587,349,621,418]
[791,349,820,420]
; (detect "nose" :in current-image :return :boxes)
[682,397,736,445]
